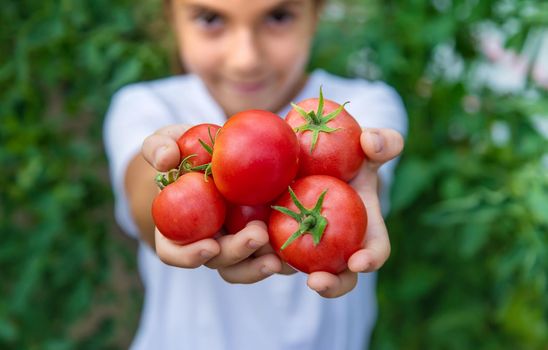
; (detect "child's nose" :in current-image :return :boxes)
[226,28,262,74]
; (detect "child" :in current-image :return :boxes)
[104,0,407,349]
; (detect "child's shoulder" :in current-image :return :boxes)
[314,69,401,103]
[312,70,407,133]
[112,74,199,101]
[108,75,214,118]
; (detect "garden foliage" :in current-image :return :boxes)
[1,0,546,349]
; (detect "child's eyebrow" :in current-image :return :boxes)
[267,0,305,11]
[183,0,304,16]
[183,3,227,17]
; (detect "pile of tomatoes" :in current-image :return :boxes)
[152,89,368,274]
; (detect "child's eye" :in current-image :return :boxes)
[195,10,224,30]
[265,9,295,27]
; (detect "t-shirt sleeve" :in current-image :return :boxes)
[103,84,177,238]
[349,82,408,217]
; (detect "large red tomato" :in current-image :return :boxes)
[269,175,367,274]
[211,110,300,205]
[176,123,221,171]
[285,89,364,182]
[224,203,272,235]
[152,172,226,245]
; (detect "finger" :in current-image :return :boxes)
[155,124,190,140]
[155,228,220,268]
[218,254,283,284]
[347,187,391,273]
[205,221,269,269]
[307,270,358,298]
[350,161,380,199]
[142,125,190,171]
[142,134,181,171]
[347,234,391,273]
[254,243,297,275]
[361,128,404,169]
[253,241,274,256]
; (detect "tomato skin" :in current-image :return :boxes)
[176,123,221,167]
[211,110,300,205]
[152,172,226,245]
[285,98,364,182]
[224,203,272,235]
[268,175,367,274]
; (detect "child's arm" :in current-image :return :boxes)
[124,124,190,249]
[141,125,288,282]
[306,128,404,298]
[124,153,158,248]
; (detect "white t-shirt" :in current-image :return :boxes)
[103,69,407,350]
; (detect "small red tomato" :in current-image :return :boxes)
[286,88,364,182]
[152,172,226,245]
[269,175,367,274]
[176,123,221,168]
[224,203,272,235]
[211,110,300,205]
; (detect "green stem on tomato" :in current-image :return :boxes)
[155,126,221,188]
[290,86,348,153]
[154,153,211,189]
[272,187,329,250]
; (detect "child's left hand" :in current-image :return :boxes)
[306,128,404,298]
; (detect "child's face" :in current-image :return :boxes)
[170,0,319,117]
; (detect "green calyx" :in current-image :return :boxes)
[272,187,329,250]
[291,86,348,153]
[154,127,218,189]
[155,167,179,190]
[154,154,197,190]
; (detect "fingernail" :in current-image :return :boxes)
[154,146,168,167]
[261,266,273,276]
[200,250,214,259]
[369,131,383,153]
[317,286,329,293]
[247,240,261,249]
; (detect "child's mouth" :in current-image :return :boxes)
[229,80,267,94]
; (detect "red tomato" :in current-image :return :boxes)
[176,123,221,168]
[152,172,226,245]
[269,175,367,274]
[211,110,300,205]
[224,203,272,235]
[285,89,364,182]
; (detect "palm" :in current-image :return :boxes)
[307,128,403,298]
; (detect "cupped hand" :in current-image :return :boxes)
[208,221,296,283]
[154,221,285,283]
[142,125,288,283]
[307,128,404,298]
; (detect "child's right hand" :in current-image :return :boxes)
[154,221,289,283]
[142,124,291,283]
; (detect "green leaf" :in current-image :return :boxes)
[271,205,301,222]
[391,157,438,212]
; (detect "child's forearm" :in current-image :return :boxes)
[125,153,158,249]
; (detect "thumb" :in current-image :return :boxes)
[142,124,191,171]
[361,128,404,168]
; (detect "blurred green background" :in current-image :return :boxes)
[1,0,547,349]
